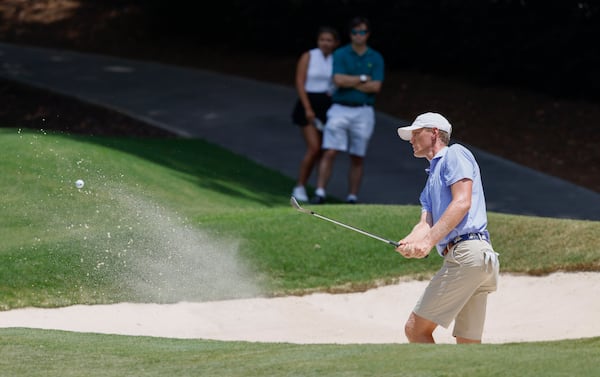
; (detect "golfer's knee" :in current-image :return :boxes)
[405,313,435,343]
[404,321,422,342]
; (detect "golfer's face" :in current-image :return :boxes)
[410,128,434,158]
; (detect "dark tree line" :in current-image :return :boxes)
[146,1,600,99]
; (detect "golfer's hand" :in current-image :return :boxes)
[395,240,431,259]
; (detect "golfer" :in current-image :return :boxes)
[395,112,499,344]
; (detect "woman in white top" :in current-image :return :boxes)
[291,26,339,202]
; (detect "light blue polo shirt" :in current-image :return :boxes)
[419,144,489,256]
[331,44,384,106]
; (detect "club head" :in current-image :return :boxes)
[290,196,312,214]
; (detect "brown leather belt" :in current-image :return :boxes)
[442,232,491,256]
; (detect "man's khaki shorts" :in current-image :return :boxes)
[414,239,499,340]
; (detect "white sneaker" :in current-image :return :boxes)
[292,186,308,202]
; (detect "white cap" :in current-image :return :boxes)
[397,112,452,141]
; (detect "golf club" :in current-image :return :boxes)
[290,196,399,247]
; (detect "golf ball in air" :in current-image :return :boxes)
[75,179,85,189]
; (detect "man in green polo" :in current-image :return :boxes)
[311,16,385,204]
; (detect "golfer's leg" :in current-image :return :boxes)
[453,290,490,344]
[348,154,364,196]
[408,263,457,344]
[405,312,438,343]
[452,240,499,343]
[456,336,481,344]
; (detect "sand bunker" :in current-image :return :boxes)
[1,272,599,344]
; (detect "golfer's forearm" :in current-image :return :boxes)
[402,212,431,242]
[427,200,470,246]
[408,222,431,241]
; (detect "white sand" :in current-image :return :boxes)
[1,272,599,344]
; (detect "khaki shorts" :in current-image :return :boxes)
[414,239,499,340]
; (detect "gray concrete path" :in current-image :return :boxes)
[1,42,599,220]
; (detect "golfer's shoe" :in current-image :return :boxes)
[310,194,326,204]
[292,186,309,202]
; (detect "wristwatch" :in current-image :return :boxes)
[359,74,368,83]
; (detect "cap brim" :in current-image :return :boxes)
[397,125,418,141]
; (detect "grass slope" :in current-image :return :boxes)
[0,329,599,377]
[2,129,600,376]
[2,128,599,310]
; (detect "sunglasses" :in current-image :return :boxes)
[351,29,369,36]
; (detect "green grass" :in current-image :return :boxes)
[1,329,598,377]
[1,128,600,376]
[2,128,598,309]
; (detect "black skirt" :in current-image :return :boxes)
[291,92,332,127]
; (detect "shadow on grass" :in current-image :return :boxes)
[86,135,295,207]
[3,128,294,207]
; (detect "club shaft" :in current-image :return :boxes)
[312,213,399,247]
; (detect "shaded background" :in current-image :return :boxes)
[129,0,599,100]
[2,0,599,99]
[153,0,600,100]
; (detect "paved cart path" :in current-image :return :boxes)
[1,42,599,219]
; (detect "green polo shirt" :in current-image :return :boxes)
[331,44,385,106]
